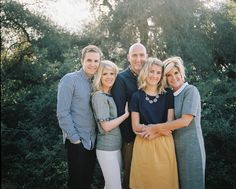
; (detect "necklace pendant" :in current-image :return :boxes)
[145,93,159,104]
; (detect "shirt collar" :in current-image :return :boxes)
[173,82,189,96]
[79,68,93,83]
[129,66,138,77]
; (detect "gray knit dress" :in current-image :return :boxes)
[173,84,206,189]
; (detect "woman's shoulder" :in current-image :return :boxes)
[185,84,199,93]
[164,87,173,94]
[182,84,200,98]
[161,88,173,98]
[92,91,109,101]
[134,90,144,97]
[130,90,143,101]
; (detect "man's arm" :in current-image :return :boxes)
[56,76,80,143]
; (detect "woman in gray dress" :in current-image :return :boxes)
[142,56,206,189]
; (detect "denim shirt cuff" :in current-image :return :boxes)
[69,134,80,144]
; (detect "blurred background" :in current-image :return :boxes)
[1,0,236,188]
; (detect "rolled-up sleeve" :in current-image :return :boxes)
[92,93,110,122]
[57,75,80,143]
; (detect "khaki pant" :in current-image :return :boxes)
[122,141,134,189]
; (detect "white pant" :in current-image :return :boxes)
[96,149,122,189]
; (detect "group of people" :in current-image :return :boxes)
[57,43,206,189]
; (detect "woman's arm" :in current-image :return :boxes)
[167,108,175,122]
[100,103,129,132]
[158,114,193,130]
[145,108,174,140]
[145,114,193,136]
[131,112,147,133]
[158,85,199,131]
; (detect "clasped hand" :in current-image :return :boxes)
[135,124,172,140]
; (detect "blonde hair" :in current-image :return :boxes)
[163,56,186,88]
[93,60,119,92]
[138,57,165,94]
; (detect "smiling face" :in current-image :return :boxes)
[146,64,163,87]
[128,43,147,75]
[166,67,184,91]
[81,52,101,77]
[101,66,116,93]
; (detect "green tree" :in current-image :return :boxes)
[1,1,81,188]
[86,0,236,188]
[1,0,236,188]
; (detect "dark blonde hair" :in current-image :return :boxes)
[163,56,186,88]
[81,45,103,62]
[138,57,165,94]
[93,60,119,92]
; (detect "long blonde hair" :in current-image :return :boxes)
[138,57,165,94]
[163,56,186,88]
[93,60,119,92]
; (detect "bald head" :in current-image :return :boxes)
[129,43,147,54]
[128,43,148,75]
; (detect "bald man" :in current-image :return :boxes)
[111,43,148,189]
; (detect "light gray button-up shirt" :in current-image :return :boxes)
[57,68,97,150]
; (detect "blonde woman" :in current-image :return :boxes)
[92,60,129,189]
[129,58,179,189]
[143,57,206,189]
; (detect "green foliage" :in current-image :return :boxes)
[199,76,236,189]
[1,1,83,188]
[1,0,236,188]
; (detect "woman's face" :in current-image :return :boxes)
[101,67,116,92]
[166,67,184,91]
[146,64,162,87]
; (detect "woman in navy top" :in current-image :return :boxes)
[129,58,179,189]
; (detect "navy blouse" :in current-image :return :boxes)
[129,88,174,125]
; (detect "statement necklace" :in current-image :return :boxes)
[145,93,159,104]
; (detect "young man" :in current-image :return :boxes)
[57,45,102,189]
[111,43,148,189]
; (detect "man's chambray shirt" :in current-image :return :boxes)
[57,68,96,150]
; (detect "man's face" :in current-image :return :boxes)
[81,52,100,77]
[128,45,147,75]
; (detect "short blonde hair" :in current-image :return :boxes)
[163,56,186,88]
[93,60,119,92]
[138,57,165,94]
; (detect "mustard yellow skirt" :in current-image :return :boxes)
[130,135,179,189]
